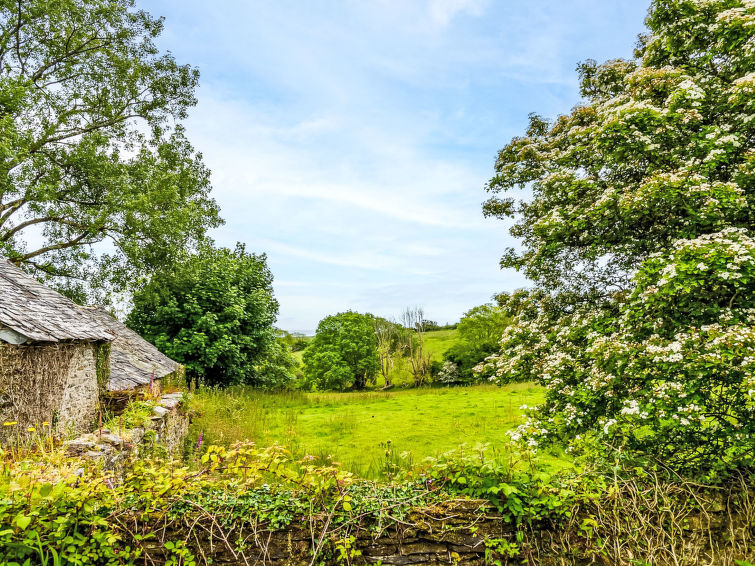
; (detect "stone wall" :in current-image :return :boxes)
[132,494,755,566]
[143,499,507,566]
[0,341,104,438]
[65,392,189,470]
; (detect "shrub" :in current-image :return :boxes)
[128,243,288,388]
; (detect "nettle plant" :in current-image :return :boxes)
[480,0,755,476]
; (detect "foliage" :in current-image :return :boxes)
[481,0,755,476]
[419,449,755,565]
[128,243,285,388]
[277,329,309,352]
[437,360,459,384]
[373,316,403,387]
[0,0,221,301]
[442,303,509,385]
[254,340,299,390]
[0,442,360,565]
[303,311,379,391]
[104,399,157,432]
[1,439,752,566]
[457,303,510,346]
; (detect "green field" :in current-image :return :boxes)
[188,382,562,478]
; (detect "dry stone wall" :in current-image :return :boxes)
[65,392,188,470]
[134,494,755,566]
[143,499,508,566]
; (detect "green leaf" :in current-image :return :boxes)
[14,515,31,530]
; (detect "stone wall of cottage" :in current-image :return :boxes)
[0,341,104,438]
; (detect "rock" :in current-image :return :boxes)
[97,433,123,447]
[65,438,97,455]
[152,405,169,417]
[129,427,145,445]
[82,450,105,460]
[159,392,183,410]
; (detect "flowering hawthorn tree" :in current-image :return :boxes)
[481,0,755,474]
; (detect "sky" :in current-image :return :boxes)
[140,0,649,334]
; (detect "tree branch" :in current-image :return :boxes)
[17,231,101,261]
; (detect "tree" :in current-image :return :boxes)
[484,0,753,300]
[373,316,402,388]
[481,0,755,474]
[399,307,431,387]
[457,303,509,347]
[441,303,509,385]
[127,243,281,388]
[0,0,220,301]
[254,341,299,390]
[303,311,379,391]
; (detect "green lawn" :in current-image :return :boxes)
[188,383,564,478]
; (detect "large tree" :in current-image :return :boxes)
[0,0,220,300]
[483,0,755,474]
[303,311,379,391]
[127,243,281,388]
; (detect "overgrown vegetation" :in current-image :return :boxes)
[1,440,752,565]
[440,303,510,385]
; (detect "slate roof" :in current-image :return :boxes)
[83,306,179,391]
[0,259,114,343]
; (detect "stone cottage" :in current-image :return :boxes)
[0,260,182,438]
[0,259,114,436]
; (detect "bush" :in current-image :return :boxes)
[128,243,289,388]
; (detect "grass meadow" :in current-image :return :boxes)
[187,382,566,478]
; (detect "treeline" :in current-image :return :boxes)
[298,304,509,391]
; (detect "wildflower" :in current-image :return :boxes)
[42,421,50,427]
[3,421,17,427]
[27,427,35,432]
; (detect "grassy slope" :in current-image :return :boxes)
[189,383,562,478]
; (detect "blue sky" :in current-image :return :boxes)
[142,0,649,333]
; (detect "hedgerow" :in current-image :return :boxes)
[1,442,753,565]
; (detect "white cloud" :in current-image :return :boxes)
[427,0,487,27]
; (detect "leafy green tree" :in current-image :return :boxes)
[303,311,379,391]
[127,243,282,388]
[482,0,755,475]
[0,0,220,301]
[255,341,299,390]
[441,303,509,385]
[457,303,509,347]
